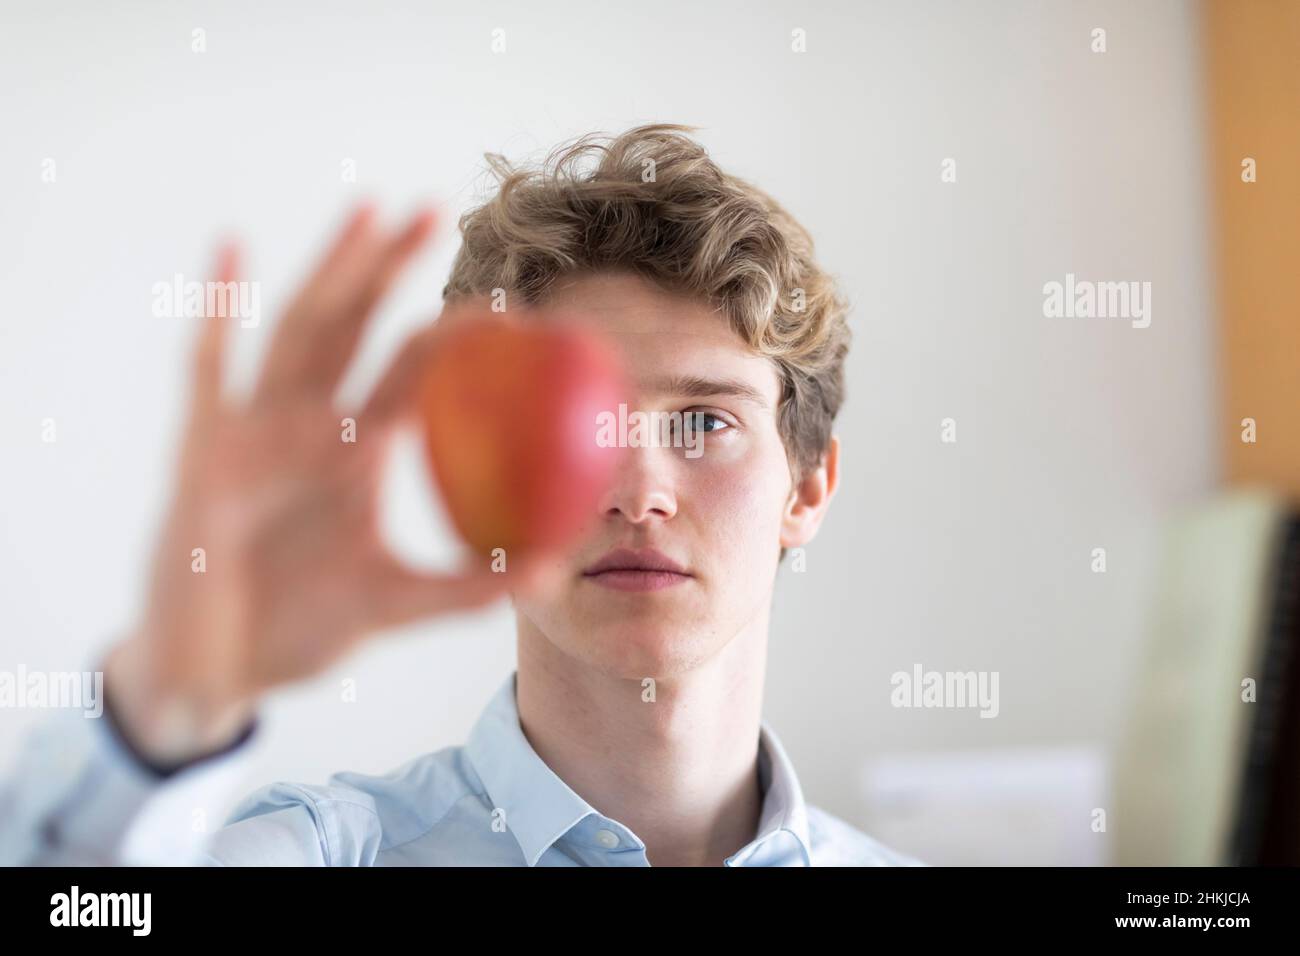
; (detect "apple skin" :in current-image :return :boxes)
[418,312,627,558]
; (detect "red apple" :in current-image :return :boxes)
[418,309,627,558]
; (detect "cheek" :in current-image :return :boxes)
[682,438,791,550]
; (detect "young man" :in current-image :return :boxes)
[0,125,919,867]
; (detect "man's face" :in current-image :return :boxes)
[513,272,797,679]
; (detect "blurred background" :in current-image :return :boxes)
[1,0,1296,865]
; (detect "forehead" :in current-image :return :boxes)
[539,272,782,406]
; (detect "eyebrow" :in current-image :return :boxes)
[648,374,769,407]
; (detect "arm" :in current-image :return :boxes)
[1,206,551,867]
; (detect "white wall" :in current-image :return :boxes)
[0,0,1215,863]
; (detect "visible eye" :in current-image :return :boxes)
[685,412,730,434]
[665,410,735,452]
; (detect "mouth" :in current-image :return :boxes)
[581,547,692,592]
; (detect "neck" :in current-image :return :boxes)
[515,615,769,867]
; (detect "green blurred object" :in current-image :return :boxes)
[1115,491,1300,865]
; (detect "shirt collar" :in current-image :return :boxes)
[749,718,814,866]
[464,670,814,866]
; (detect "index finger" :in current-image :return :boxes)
[253,205,437,405]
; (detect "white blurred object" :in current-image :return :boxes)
[860,747,1109,866]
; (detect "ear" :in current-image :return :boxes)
[780,435,840,549]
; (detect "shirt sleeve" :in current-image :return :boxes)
[0,663,330,866]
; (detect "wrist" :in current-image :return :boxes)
[103,638,258,770]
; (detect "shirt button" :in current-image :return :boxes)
[594,828,621,849]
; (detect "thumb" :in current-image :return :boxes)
[364,554,517,631]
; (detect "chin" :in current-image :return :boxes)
[598,626,716,679]
[550,609,723,679]
[519,585,730,678]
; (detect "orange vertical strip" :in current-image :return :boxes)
[1204,0,1300,498]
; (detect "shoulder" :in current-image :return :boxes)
[219,744,487,865]
[805,805,927,866]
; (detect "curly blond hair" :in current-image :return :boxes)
[443,124,850,479]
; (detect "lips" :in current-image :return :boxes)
[582,548,692,592]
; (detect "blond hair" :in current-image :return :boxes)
[443,124,850,479]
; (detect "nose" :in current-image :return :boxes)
[597,445,678,525]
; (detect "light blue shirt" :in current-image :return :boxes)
[1,669,922,867]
